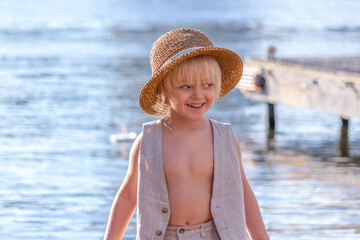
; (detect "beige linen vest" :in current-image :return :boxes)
[136,119,249,240]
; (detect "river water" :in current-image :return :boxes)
[0,0,359,239]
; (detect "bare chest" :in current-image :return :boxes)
[162,131,214,181]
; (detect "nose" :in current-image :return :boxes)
[191,86,203,98]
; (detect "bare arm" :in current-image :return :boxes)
[234,135,270,240]
[103,132,143,240]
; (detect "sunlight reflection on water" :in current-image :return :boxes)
[1,0,360,239]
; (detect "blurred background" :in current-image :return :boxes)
[0,0,359,239]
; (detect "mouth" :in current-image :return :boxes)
[186,103,205,109]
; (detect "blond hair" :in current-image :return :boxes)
[156,55,221,114]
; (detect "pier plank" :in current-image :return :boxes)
[237,57,360,119]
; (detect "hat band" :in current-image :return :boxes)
[165,46,203,65]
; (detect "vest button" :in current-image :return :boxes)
[179,228,185,234]
[162,207,168,213]
[156,230,162,236]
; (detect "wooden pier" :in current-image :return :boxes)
[237,48,360,155]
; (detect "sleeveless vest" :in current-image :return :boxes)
[136,119,249,240]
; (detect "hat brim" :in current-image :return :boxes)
[139,46,243,116]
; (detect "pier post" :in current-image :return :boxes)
[266,45,276,138]
[339,118,349,157]
[267,103,276,138]
[341,118,349,130]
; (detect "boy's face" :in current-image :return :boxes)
[165,80,217,122]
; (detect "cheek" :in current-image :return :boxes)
[171,91,187,100]
[167,93,183,106]
[207,90,217,100]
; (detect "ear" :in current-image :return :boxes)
[163,93,170,104]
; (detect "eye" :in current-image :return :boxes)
[180,85,191,89]
[204,83,213,88]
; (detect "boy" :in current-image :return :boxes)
[104,28,269,240]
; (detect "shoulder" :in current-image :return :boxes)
[142,119,163,127]
[209,118,238,145]
[209,118,234,134]
[130,131,143,157]
[208,118,231,127]
[141,119,163,139]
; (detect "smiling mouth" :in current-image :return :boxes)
[187,103,205,109]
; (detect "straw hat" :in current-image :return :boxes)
[139,28,243,116]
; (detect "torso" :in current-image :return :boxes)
[162,118,214,226]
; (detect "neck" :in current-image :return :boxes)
[163,112,207,132]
